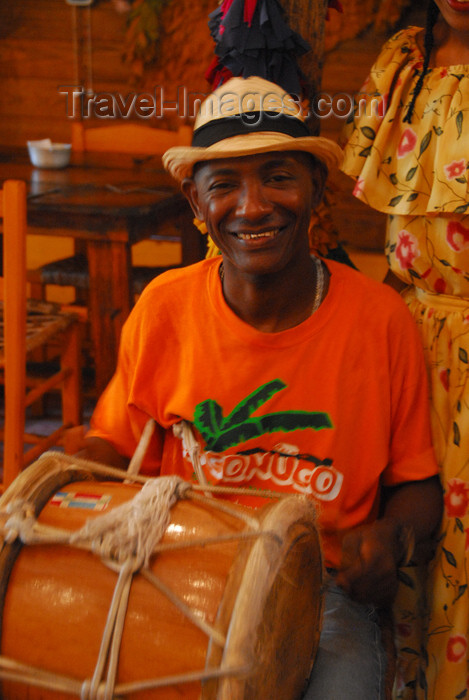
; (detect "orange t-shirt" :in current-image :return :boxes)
[89,257,438,568]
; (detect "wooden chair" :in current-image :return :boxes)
[28,122,203,308]
[0,180,82,491]
[71,121,192,154]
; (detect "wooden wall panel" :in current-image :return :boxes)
[0,0,134,146]
[0,0,422,254]
[0,0,416,147]
[0,40,74,78]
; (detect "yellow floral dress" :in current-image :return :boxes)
[341,26,469,700]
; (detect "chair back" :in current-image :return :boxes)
[71,121,192,155]
[1,180,83,490]
[0,180,28,487]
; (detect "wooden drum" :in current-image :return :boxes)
[0,453,323,700]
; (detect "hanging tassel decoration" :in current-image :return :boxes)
[205,0,311,95]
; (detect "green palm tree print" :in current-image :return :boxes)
[193,379,333,452]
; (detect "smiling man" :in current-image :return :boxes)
[81,76,442,699]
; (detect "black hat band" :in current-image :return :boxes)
[191,111,310,147]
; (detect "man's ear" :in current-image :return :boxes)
[181,178,203,220]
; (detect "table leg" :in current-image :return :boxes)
[86,236,132,394]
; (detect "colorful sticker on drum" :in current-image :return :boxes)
[49,491,112,511]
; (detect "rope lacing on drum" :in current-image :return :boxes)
[0,421,291,699]
[0,471,256,699]
[173,419,212,495]
[3,475,192,560]
[72,475,191,567]
[2,476,202,700]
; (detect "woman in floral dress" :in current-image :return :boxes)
[340,1,469,698]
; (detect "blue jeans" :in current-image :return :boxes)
[302,580,388,700]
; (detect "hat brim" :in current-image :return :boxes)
[162,131,343,182]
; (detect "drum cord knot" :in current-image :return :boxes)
[71,475,191,567]
[173,420,212,495]
[3,500,37,544]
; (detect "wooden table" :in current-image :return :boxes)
[0,148,204,393]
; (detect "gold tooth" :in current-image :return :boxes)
[238,230,277,239]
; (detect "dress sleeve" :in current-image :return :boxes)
[340,26,469,216]
[340,28,418,175]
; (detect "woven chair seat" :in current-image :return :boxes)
[31,254,90,289]
[0,301,77,361]
[28,255,180,295]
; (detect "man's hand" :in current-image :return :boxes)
[335,519,403,608]
[335,476,442,608]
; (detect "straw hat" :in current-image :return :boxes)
[162,76,343,182]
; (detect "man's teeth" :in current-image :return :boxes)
[237,230,277,240]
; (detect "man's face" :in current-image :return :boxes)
[183,151,325,277]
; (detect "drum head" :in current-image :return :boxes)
[205,496,323,700]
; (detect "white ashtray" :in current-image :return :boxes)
[27,139,72,169]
